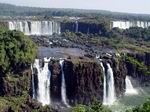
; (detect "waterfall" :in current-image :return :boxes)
[100,62,107,105]
[8,21,61,36]
[100,62,116,106]
[112,21,150,29]
[31,64,35,99]
[33,58,51,106]
[125,76,138,95]
[106,63,116,105]
[75,21,78,33]
[59,59,70,107]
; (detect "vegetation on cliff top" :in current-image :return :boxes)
[62,29,150,54]
[124,54,150,75]
[0,28,37,74]
[72,101,111,112]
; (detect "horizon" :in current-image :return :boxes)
[0,0,150,15]
[0,2,149,16]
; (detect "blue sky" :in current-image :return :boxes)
[0,0,150,14]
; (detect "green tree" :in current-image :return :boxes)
[0,29,37,73]
[72,101,111,112]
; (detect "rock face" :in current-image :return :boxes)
[0,69,56,112]
[124,53,150,86]
[47,60,103,105]
[0,21,106,35]
[61,22,102,34]
[111,59,126,97]
[49,60,62,102]
[64,60,103,105]
[31,58,131,106]
[0,53,149,111]
[0,70,31,96]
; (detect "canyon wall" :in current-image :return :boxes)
[124,53,150,87]
[31,58,127,106]
[61,22,102,34]
[0,20,150,36]
[0,53,149,111]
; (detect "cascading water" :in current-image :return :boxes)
[8,21,61,36]
[125,76,138,95]
[59,59,70,107]
[112,21,150,29]
[75,21,78,33]
[31,64,35,99]
[100,62,107,105]
[106,63,116,105]
[100,61,116,106]
[33,58,51,106]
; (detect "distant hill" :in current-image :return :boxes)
[0,3,150,21]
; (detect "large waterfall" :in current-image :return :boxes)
[100,62,116,106]
[33,58,51,106]
[31,64,35,99]
[59,59,70,107]
[106,63,116,105]
[75,21,78,33]
[100,62,107,105]
[112,21,150,29]
[125,76,138,95]
[9,21,61,36]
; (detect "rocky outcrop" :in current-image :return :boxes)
[61,22,104,34]
[49,60,62,102]
[1,20,106,35]
[124,53,150,86]
[0,70,31,96]
[0,21,8,29]
[1,53,149,111]
[111,59,127,97]
[32,58,128,106]
[46,59,103,105]
[64,60,103,105]
[0,69,57,112]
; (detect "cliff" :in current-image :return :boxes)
[61,22,103,35]
[0,70,57,112]
[0,53,149,111]
[34,59,104,106]
[32,58,127,106]
[124,52,150,86]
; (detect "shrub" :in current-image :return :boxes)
[126,99,150,112]
[72,101,111,112]
[0,29,37,73]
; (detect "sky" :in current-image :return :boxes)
[0,0,150,14]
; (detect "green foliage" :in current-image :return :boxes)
[35,105,54,112]
[72,105,87,112]
[125,55,146,70]
[72,101,111,112]
[62,30,150,54]
[0,29,37,73]
[124,55,150,75]
[87,101,111,112]
[126,99,150,112]
[124,27,150,40]
[0,91,28,111]
[0,3,150,21]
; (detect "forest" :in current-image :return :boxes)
[0,3,150,21]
